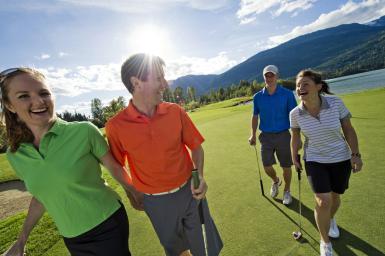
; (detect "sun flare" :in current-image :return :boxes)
[129,25,173,59]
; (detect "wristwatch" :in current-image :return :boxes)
[351,153,361,158]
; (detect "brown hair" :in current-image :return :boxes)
[0,68,45,152]
[296,69,333,95]
[121,53,165,94]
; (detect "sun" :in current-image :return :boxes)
[129,25,173,59]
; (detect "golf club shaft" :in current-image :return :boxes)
[192,170,209,256]
[253,145,265,196]
[296,154,302,232]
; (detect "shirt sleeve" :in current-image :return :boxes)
[288,92,297,112]
[336,97,351,120]
[6,150,24,181]
[87,122,109,159]
[105,121,126,166]
[180,107,205,150]
[289,109,300,129]
[253,95,259,116]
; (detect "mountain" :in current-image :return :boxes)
[171,16,385,95]
[170,74,218,95]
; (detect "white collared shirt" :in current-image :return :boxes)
[290,95,351,163]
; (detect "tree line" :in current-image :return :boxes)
[0,79,295,152]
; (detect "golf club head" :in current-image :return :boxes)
[292,231,302,240]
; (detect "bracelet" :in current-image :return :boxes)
[351,153,361,158]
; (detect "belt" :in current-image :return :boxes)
[144,181,188,196]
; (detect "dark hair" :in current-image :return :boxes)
[121,53,165,94]
[0,68,45,152]
[296,69,333,95]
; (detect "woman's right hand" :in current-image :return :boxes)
[4,239,26,256]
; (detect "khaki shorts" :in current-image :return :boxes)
[259,130,293,168]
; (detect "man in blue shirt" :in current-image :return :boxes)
[248,65,297,205]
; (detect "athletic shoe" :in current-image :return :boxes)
[282,191,292,205]
[320,240,333,256]
[328,218,340,238]
[270,177,282,198]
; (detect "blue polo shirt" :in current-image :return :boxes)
[253,85,297,133]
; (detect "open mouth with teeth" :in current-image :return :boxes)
[30,108,48,115]
[298,91,308,96]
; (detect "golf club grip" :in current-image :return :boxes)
[260,180,264,195]
[192,169,200,189]
[296,154,301,180]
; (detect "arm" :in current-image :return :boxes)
[291,128,302,170]
[248,115,259,145]
[100,151,144,210]
[190,145,207,200]
[341,118,363,173]
[4,197,45,256]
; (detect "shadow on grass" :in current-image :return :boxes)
[0,180,26,192]
[278,196,385,256]
[263,195,319,255]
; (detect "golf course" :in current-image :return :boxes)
[0,88,384,256]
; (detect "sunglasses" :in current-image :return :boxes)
[0,68,23,85]
[0,68,21,77]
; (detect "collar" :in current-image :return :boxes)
[45,118,66,135]
[298,95,330,115]
[262,84,282,95]
[126,100,169,120]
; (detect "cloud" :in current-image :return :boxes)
[39,64,122,97]
[237,0,316,24]
[56,101,91,115]
[166,52,238,79]
[58,52,69,58]
[56,0,229,12]
[37,53,50,60]
[270,0,385,45]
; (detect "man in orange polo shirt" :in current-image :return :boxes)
[105,53,208,256]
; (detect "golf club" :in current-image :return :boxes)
[293,154,303,240]
[253,145,265,196]
[192,169,209,256]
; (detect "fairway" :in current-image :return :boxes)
[1,89,384,255]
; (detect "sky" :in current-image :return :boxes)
[1,0,385,115]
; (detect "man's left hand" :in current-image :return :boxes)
[191,177,208,200]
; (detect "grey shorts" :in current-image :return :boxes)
[143,180,205,256]
[259,130,293,168]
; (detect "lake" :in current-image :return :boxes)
[326,68,385,95]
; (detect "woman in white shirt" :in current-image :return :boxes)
[290,70,363,256]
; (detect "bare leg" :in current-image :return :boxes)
[330,192,341,218]
[314,193,332,243]
[282,167,292,191]
[263,165,279,183]
[179,250,192,256]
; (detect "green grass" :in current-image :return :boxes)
[0,153,17,183]
[1,88,385,255]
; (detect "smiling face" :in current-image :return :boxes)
[296,76,322,100]
[5,73,55,130]
[263,72,278,87]
[133,63,168,107]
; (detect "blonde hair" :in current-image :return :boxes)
[0,68,46,152]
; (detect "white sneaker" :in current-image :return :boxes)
[283,191,292,205]
[328,218,340,238]
[320,240,333,256]
[270,178,282,198]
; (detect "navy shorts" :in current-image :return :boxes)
[305,160,352,194]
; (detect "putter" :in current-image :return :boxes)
[293,154,303,240]
[253,145,265,196]
[192,169,208,256]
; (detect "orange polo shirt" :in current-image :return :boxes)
[105,101,204,194]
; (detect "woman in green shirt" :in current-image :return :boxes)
[1,67,142,256]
